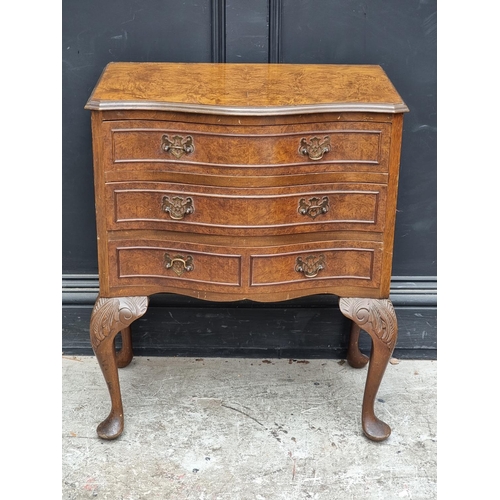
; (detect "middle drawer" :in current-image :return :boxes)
[105,181,387,236]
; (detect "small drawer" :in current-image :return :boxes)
[108,239,242,292]
[250,241,383,290]
[106,181,387,235]
[102,119,391,175]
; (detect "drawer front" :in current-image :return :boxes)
[107,238,383,296]
[250,241,382,290]
[103,120,392,174]
[108,240,242,292]
[106,182,387,235]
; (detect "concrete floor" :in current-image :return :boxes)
[62,356,437,500]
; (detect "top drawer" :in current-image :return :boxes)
[102,119,392,174]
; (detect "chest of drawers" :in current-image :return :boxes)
[85,62,408,441]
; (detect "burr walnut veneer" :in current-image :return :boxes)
[85,62,408,442]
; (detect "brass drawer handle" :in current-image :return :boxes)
[298,196,330,219]
[295,255,325,278]
[161,195,194,220]
[298,136,331,160]
[161,134,195,159]
[164,254,194,276]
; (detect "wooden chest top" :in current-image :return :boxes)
[85,62,408,115]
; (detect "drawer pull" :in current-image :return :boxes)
[295,255,326,278]
[161,134,195,159]
[164,254,194,276]
[298,196,330,219]
[161,195,194,220]
[298,136,331,160]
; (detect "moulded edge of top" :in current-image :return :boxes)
[84,99,409,115]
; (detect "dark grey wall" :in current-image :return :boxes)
[62,0,437,359]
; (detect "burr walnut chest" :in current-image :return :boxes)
[85,62,408,441]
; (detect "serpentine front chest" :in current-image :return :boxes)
[85,62,408,441]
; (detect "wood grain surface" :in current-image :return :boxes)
[86,63,409,114]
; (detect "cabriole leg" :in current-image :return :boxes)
[339,297,398,442]
[115,325,134,368]
[90,296,149,440]
[346,322,369,368]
